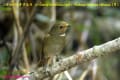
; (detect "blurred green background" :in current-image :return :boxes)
[0,0,120,80]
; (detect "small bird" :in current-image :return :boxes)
[43,21,70,67]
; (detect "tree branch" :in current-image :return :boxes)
[17,37,120,80]
[9,0,38,75]
[33,37,120,79]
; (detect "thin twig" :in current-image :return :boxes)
[29,26,37,63]
[12,0,30,72]
[13,24,18,52]
[79,68,89,80]
[64,71,73,80]
[49,0,56,29]
[9,0,38,75]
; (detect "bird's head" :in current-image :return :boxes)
[49,21,70,36]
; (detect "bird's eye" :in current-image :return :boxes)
[59,26,63,29]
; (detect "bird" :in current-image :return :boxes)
[43,21,70,68]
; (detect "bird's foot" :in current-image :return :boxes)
[43,65,50,73]
[56,55,63,62]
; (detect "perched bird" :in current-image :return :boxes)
[43,21,70,67]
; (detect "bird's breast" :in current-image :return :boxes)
[44,36,65,57]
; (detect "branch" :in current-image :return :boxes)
[9,0,38,75]
[17,37,120,80]
[33,37,120,79]
[12,0,30,72]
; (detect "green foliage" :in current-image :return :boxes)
[0,68,7,80]
[0,48,9,66]
[75,24,84,32]
[0,7,11,11]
